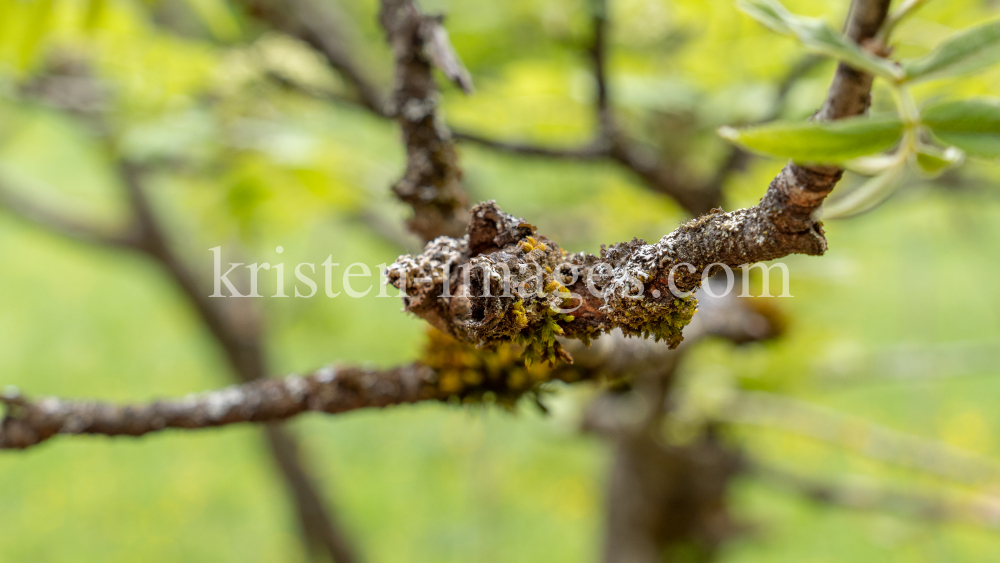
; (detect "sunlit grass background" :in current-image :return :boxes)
[2,0,1000,561]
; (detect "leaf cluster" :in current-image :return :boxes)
[723,0,1000,218]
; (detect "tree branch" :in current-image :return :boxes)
[0,279,776,451]
[766,0,892,232]
[0,329,615,450]
[385,0,893,354]
[751,462,1000,530]
[0,163,364,562]
[0,364,429,449]
[385,196,810,357]
[119,164,363,563]
[818,0,893,121]
[0,175,142,249]
[451,131,611,160]
[724,391,1000,487]
[380,0,473,241]
[263,425,363,563]
[119,162,269,382]
[589,0,612,136]
[243,0,389,116]
[5,60,363,560]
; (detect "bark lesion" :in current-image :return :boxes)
[387,201,704,364]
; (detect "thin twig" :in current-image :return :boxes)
[243,0,388,116]
[263,424,364,562]
[451,130,610,160]
[589,0,613,136]
[0,176,142,249]
[751,461,1000,530]
[1,83,362,560]
[249,0,822,219]
[119,162,269,381]
[723,391,1000,487]
[0,364,436,449]
[817,0,893,121]
[119,162,363,563]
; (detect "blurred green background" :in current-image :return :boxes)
[1,0,1000,561]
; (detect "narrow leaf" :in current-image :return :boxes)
[718,115,903,164]
[912,143,964,177]
[821,163,907,220]
[922,98,1000,159]
[844,153,903,175]
[738,0,904,81]
[903,19,1000,82]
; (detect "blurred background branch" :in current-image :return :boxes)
[0,59,362,563]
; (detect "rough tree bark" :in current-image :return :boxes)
[385,0,893,358]
[0,289,765,447]
[380,0,472,241]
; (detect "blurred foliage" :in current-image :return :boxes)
[1,0,1000,561]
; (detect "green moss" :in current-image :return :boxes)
[422,328,555,405]
[515,311,571,367]
[616,295,698,348]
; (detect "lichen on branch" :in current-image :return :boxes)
[387,202,701,364]
[386,168,844,363]
[0,329,600,449]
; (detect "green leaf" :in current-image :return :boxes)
[738,0,904,81]
[922,98,1000,159]
[912,143,964,177]
[844,153,902,175]
[821,162,907,220]
[718,115,904,164]
[902,19,1000,82]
